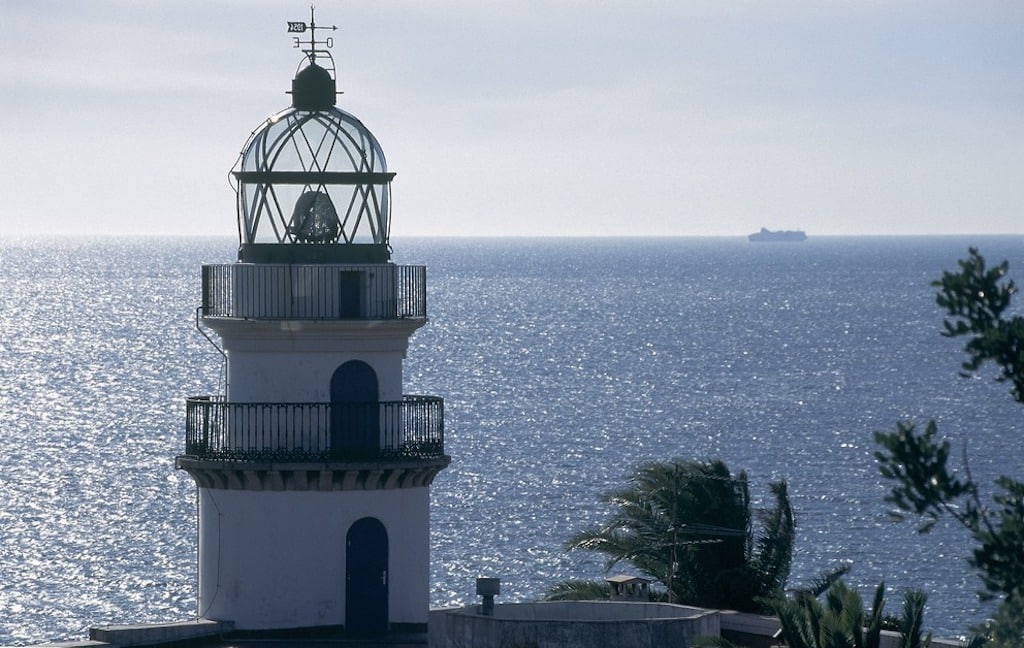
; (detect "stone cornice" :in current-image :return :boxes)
[175,455,450,491]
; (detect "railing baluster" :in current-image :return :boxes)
[200,264,426,320]
[184,395,443,461]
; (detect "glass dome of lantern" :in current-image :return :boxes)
[231,11,395,263]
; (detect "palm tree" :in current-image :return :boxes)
[767,580,934,648]
[562,458,795,612]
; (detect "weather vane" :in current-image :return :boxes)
[288,5,337,65]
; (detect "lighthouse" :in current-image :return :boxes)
[175,12,449,636]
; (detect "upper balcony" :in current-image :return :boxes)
[201,263,426,321]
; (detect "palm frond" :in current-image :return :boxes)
[802,564,852,597]
[751,479,796,597]
[542,579,612,601]
[897,589,930,648]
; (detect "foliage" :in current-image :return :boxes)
[873,247,1024,643]
[541,579,612,601]
[767,580,931,648]
[874,420,977,533]
[875,422,1024,602]
[560,458,794,612]
[690,637,743,648]
[804,563,853,597]
[897,590,932,648]
[970,595,1024,647]
[933,248,1024,400]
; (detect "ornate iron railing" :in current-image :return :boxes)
[201,263,426,320]
[183,395,444,462]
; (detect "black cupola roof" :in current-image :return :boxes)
[291,62,336,110]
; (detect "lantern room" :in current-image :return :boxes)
[231,40,394,264]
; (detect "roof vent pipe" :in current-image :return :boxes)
[476,577,500,616]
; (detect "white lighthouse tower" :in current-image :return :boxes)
[176,13,449,637]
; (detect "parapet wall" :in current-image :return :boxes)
[429,601,720,648]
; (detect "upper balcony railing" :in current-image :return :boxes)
[201,263,426,320]
[183,395,444,462]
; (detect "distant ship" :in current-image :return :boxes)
[748,228,807,242]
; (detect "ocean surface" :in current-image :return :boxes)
[1,235,1022,643]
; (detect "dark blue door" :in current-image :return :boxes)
[338,271,363,318]
[346,517,388,636]
[330,361,379,458]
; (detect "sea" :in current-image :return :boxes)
[1,235,1022,643]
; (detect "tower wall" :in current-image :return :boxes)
[178,23,447,637]
[196,486,431,630]
[225,348,406,403]
[203,319,424,403]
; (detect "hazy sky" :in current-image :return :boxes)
[2,1,1021,237]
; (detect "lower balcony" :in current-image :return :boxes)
[182,395,445,462]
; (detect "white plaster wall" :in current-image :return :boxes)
[197,486,430,630]
[225,349,406,403]
[203,320,422,403]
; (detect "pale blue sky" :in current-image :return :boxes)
[1,1,1021,237]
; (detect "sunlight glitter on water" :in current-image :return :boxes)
[2,235,1022,642]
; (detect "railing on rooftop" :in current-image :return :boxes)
[183,395,444,462]
[201,263,426,320]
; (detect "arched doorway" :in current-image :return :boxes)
[330,360,380,458]
[346,517,388,635]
